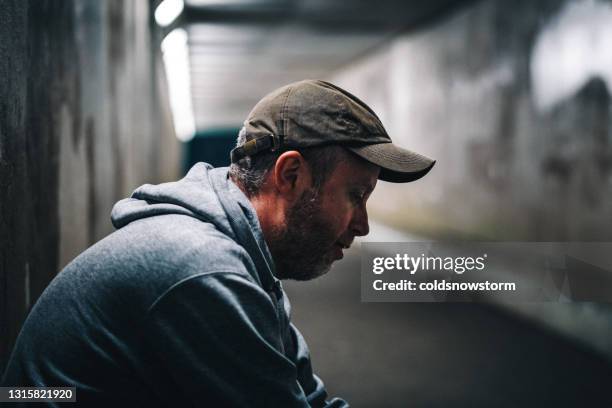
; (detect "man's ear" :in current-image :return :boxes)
[272,151,312,200]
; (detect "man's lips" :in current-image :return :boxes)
[333,244,344,260]
[333,241,352,260]
[336,240,352,249]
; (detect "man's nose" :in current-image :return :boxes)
[350,204,370,237]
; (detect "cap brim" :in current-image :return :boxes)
[347,142,435,183]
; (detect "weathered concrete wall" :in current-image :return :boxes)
[329,0,612,359]
[331,0,612,242]
[0,0,179,371]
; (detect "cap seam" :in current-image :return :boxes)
[280,85,294,139]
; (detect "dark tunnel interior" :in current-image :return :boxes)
[1,0,612,406]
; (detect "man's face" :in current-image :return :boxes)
[271,153,379,280]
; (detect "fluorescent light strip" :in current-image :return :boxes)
[161,28,196,142]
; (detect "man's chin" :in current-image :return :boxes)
[276,262,332,281]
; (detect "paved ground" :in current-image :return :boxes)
[284,242,612,408]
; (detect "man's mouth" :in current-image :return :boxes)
[336,241,351,249]
[333,244,344,260]
[333,241,351,260]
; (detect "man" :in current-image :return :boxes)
[2,80,434,406]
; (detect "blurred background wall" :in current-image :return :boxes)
[0,0,179,372]
[323,0,612,384]
[330,0,612,242]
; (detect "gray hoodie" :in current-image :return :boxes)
[2,163,349,407]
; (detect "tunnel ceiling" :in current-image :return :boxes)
[181,0,472,130]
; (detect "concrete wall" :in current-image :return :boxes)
[331,0,612,242]
[0,0,179,371]
[328,0,612,360]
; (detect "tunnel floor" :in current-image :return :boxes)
[284,245,612,408]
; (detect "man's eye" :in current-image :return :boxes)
[351,191,365,204]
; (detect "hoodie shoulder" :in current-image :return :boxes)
[56,212,261,316]
[110,213,257,280]
[87,163,271,307]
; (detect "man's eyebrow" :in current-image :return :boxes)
[351,181,375,193]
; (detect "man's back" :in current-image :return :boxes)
[2,164,345,407]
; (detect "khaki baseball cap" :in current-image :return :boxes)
[230,79,435,183]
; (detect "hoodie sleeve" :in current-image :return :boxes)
[145,271,347,407]
[289,322,349,408]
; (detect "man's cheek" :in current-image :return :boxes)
[326,210,348,232]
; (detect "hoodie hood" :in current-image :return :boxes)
[111,163,278,290]
[112,163,231,235]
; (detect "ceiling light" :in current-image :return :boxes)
[155,0,184,27]
[161,28,196,142]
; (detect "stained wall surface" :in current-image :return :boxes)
[0,0,179,371]
[330,0,612,242]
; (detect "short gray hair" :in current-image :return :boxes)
[229,127,348,197]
